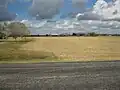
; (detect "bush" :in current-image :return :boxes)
[87,32,98,36]
[0,32,7,39]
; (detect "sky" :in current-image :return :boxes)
[2,0,120,35]
[7,0,96,20]
[8,0,33,19]
[0,0,113,21]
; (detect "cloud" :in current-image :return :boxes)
[92,0,120,21]
[29,0,89,19]
[15,0,32,3]
[72,0,88,9]
[29,0,63,19]
[76,11,102,20]
[0,0,16,21]
[76,0,120,21]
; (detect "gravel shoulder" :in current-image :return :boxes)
[0,61,120,90]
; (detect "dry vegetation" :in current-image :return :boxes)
[1,36,120,63]
[21,36,120,61]
[0,38,57,62]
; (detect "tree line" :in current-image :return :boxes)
[27,32,120,37]
[0,22,30,39]
[1,22,120,39]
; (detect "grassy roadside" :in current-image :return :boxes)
[0,58,119,64]
[0,38,58,63]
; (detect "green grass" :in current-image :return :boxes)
[0,38,57,62]
[0,37,34,42]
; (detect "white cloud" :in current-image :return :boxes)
[29,0,89,19]
[29,0,63,19]
[76,0,120,21]
[76,11,102,20]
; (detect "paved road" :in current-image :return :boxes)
[0,61,120,90]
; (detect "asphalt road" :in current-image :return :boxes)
[0,61,120,90]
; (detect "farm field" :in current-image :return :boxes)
[21,36,120,61]
[0,36,120,63]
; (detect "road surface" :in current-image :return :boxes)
[0,61,120,90]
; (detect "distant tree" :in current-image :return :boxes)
[87,32,98,36]
[0,22,9,39]
[72,33,77,36]
[7,22,30,39]
[4,22,8,27]
[0,32,6,39]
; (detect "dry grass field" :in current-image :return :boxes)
[21,36,120,61]
[0,38,57,63]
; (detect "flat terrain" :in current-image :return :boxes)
[0,61,120,90]
[21,37,120,61]
[0,38,57,62]
[1,36,120,62]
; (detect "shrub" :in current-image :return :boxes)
[87,32,98,36]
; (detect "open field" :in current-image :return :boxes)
[0,36,120,63]
[0,38,57,63]
[21,36,120,61]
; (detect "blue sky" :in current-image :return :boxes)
[8,0,32,19]
[7,0,110,19]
